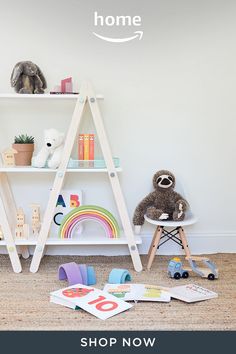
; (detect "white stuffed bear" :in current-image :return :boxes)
[32,129,64,169]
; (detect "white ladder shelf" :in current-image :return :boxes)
[0,82,143,273]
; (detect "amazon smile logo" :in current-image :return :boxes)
[93,12,143,43]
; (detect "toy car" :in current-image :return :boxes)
[167,257,189,279]
[186,256,218,280]
[168,256,219,280]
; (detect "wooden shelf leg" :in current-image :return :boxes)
[178,227,191,258]
[147,226,162,271]
[87,82,143,272]
[0,173,29,259]
[30,84,87,273]
[0,181,22,273]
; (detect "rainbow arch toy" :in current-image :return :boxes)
[59,205,120,239]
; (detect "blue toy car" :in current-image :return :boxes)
[168,257,189,279]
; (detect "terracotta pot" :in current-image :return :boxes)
[12,143,34,166]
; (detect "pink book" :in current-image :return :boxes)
[61,77,72,93]
[65,82,73,93]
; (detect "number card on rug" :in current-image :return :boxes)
[50,284,132,320]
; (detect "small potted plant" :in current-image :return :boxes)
[12,134,35,166]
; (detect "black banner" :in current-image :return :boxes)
[0,331,235,354]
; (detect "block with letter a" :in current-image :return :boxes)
[49,189,83,238]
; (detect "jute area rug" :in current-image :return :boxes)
[0,254,235,330]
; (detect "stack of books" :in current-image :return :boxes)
[78,134,94,161]
[103,284,171,302]
[103,283,218,303]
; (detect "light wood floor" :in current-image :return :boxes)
[0,254,235,330]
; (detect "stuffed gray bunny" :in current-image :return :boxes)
[10,61,47,94]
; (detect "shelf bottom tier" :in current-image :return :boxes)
[0,233,142,246]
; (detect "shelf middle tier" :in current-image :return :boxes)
[0,167,122,173]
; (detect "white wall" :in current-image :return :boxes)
[0,0,235,255]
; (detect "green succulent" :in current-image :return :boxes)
[14,134,34,144]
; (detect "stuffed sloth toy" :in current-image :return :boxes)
[10,61,47,94]
[133,170,189,231]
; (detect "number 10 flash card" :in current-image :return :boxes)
[50,284,133,320]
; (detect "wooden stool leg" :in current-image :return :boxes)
[147,226,162,270]
[179,227,191,257]
[147,228,157,259]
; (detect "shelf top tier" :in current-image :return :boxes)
[0,93,104,99]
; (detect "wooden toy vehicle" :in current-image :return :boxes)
[168,256,218,280]
[185,256,218,280]
[168,257,189,279]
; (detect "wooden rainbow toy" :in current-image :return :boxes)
[59,205,120,239]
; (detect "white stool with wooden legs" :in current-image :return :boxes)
[145,213,197,270]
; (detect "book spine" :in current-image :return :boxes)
[89,134,94,167]
[78,134,84,167]
[84,134,90,161]
[65,81,73,93]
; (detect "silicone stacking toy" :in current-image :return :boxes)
[58,262,96,286]
[108,268,132,284]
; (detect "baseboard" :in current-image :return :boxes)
[1,232,234,256]
[137,232,236,255]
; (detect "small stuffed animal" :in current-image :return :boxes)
[133,170,189,232]
[10,61,47,94]
[32,129,64,169]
